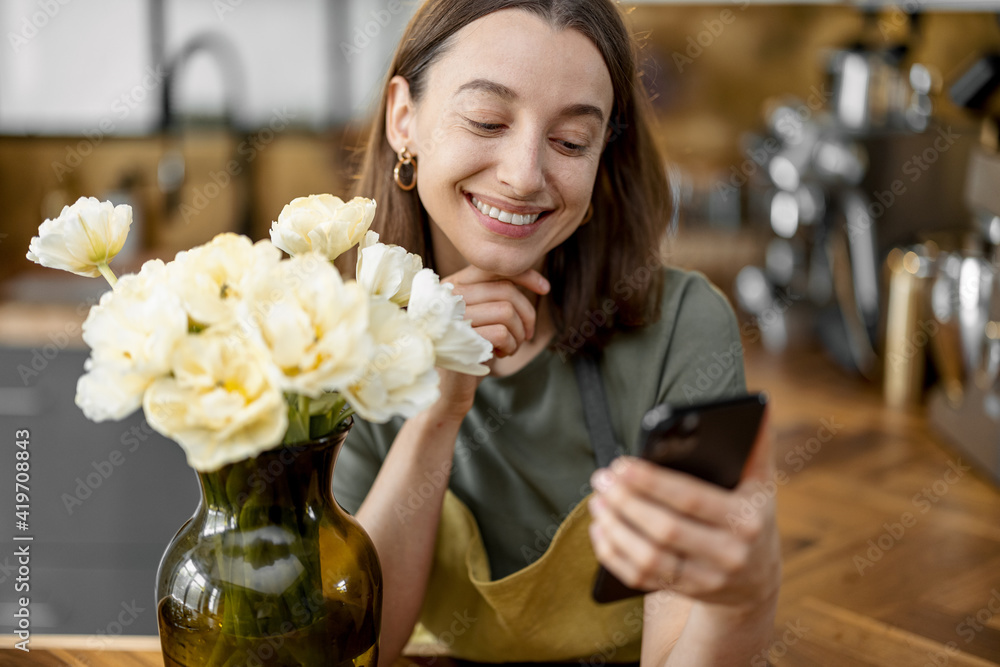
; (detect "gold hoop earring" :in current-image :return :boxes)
[394,146,417,191]
[582,202,593,224]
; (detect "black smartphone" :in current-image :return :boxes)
[591,392,768,604]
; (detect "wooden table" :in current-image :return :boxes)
[0,635,447,666]
[0,635,162,665]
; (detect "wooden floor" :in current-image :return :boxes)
[3,345,1000,666]
[747,344,1000,666]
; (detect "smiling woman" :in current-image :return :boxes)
[334,2,781,666]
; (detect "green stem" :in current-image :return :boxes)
[283,394,311,445]
[337,406,355,428]
[96,262,118,287]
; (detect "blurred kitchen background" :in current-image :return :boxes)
[3,0,1000,646]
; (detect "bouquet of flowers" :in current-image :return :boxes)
[27,194,492,470]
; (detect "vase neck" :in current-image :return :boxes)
[197,430,347,512]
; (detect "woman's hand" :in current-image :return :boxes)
[587,410,781,615]
[427,265,550,422]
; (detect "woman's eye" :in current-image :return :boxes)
[469,120,503,133]
[557,139,588,154]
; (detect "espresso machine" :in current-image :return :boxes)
[928,51,1000,485]
[735,10,973,378]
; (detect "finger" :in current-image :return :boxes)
[445,265,551,297]
[594,479,748,574]
[474,323,519,358]
[589,500,684,591]
[606,457,739,529]
[464,301,527,347]
[452,282,536,339]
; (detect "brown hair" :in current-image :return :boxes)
[346,0,670,355]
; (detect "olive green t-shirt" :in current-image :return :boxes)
[332,268,747,580]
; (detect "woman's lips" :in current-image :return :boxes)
[465,193,548,240]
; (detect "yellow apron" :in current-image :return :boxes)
[404,489,644,662]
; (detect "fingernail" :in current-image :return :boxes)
[539,276,551,293]
[591,469,613,492]
[611,457,630,475]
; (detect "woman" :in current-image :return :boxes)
[333,1,782,664]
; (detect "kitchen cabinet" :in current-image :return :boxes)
[0,347,198,636]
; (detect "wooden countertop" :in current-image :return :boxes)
[0,635,162,665]
[0,635,446,666]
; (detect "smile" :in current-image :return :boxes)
[470,196,545,226]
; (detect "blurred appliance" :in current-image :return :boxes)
[928,48,1000,486]
[734,11,973,380]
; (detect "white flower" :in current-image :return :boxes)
[168,233,282,327]
[342,300,439,423]
[26,197,132,277]
[407,269,493,376]
[75,259,188,421]
[76,364,156,423]
[270,194,376,261]
[356,231,423,306]
[239,252,372,398]
[143,329,288,472]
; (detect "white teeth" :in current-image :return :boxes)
[471,196,542,226]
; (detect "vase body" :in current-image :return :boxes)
[156,426,382,666]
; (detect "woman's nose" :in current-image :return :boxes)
[496,131,546,196]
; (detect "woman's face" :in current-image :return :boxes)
[386,9,614,278]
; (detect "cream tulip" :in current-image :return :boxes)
[143,329,288,471]
[407,269,493,376]
[239,251,372,398]
[356,231,423,306]
[26,197,131,281]
[270,194,376,261]
[342,300,439,423]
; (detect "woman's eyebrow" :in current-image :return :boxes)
[455,78,605,125]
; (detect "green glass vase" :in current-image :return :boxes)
[155,423,382,666]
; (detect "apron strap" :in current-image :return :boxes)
[572,353,623,469]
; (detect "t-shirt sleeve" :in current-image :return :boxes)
[656,272,747,407]
[331,418,387,515]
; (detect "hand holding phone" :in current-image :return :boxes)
[591,392,768,604]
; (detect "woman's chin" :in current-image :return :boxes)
[464,252,543,278]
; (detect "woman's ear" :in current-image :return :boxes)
[386,75,416,154]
